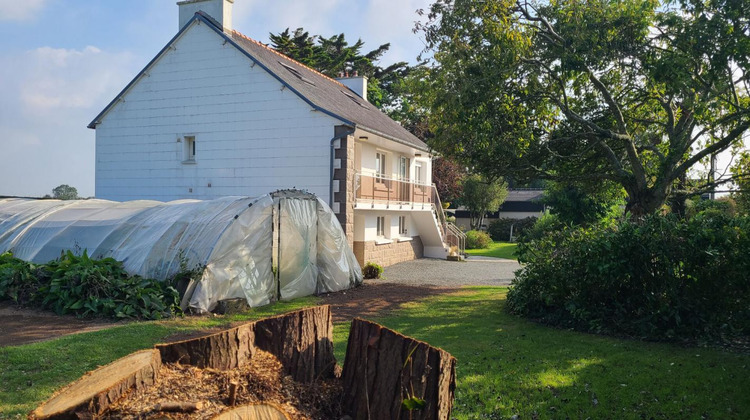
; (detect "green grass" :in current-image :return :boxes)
[0,297,317,417]
[358,288,750,419]
[465,241,518,260]
[3,289,749,419]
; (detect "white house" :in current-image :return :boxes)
[89,0,463,266]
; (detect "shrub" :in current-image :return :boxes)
[487,217,537,241]
[518,213,564,243]
[465,230,492,249]
[0,252,45,305]
[362,262,384,279]
[0,250,181,320]
[507,214,750,342]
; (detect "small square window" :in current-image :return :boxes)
[183,136,196,162]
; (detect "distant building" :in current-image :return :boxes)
[453,189,545,230]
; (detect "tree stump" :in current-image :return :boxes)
[156,305,335,382]
[212,403,290,420]
[30,349,161,419]
[253,305,335,382]
[341,319,456,420]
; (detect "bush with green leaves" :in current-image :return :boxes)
[487,217,538,241]
[0,252,45,305]
[518,213,565,242]
[0,250,181,320]
[362,262,384,279]
[507,214,750,342]
[465,230,492,249]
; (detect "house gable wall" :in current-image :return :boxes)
[95,21,341,202]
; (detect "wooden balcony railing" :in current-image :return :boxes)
[355,173,434,209]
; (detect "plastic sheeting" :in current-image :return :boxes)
[0,190,362,313]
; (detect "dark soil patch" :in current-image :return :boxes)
[0,301,117,347]
[2,282,459,347]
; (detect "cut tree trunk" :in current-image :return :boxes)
[156,305,335,382]
[30,349,161,420]
[341,318,456,420]
[156,322,256,370]
[253,305,335,382]
[211,403,290,420]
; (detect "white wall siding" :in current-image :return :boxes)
[95,21,339,202]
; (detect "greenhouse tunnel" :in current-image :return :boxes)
[0,190,362,313]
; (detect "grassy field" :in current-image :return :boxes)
[3,288,749,418]
[465,241,518,260]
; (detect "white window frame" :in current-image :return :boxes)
[414,162,423,185]
[398,216,408,236]
[376,216,386,238]
[375,152,387,181]
[183,135,196,163]
[399,156,409,180]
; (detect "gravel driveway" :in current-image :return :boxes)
[381,256,521,287]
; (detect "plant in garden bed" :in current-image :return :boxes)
[362,262,384,279]
[0,250,181,320]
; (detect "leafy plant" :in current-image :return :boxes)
[508,214,750,342]
[362,262,384,279]
[0,250,181,320]
[487,217,538,242]
[0,252,45,304]
[465,230,491,249]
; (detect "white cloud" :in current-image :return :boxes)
[0,46,138,197]
[0,0,50,21]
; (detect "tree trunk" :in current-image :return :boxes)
[341,318,456,420]
[31,349,161,420]
[625,186,670,218]
[253,305,336,383]
[156,305,335,383]
[211,403,290,420]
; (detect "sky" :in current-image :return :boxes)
[0,0,432,198]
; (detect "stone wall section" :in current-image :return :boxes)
[353,236,423,267]
[332,126,355,247]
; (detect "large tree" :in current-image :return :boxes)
[462,174,509,229]
[52,184,78,200]
[269,28,413,110]
[418,0,750,216]
[432,156,466,204]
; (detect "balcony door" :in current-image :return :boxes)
[399,156,410,202]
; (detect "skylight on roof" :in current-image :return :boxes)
[278,61,315,86]
[340,90,368,109]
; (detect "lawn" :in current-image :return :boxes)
[465,241,518,260]
[3,288,749,419]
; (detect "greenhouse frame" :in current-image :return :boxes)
[0,190,362,313]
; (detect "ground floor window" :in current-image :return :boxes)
[376,216,386,237]
[398,216,407,236]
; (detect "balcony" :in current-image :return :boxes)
[355,173,435,209]
[355,173,466,257]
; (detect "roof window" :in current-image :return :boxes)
[278,61,315,86]
[340,89,368,109]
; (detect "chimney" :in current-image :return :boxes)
[177,0,233,31]
[336,75,368,102]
